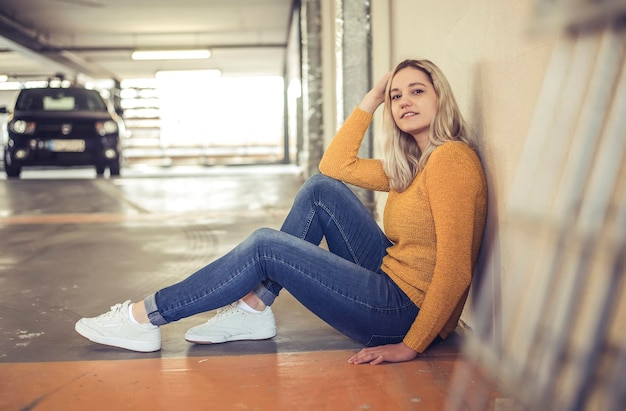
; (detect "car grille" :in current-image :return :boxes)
[37,123,95,134]
[31,150,97,166]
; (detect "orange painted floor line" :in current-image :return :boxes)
[0,350,500,411]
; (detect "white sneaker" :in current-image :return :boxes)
[75,300,161,352]
[185,303,277,344]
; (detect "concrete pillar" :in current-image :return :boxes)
[300,0,324,177]
[334,0,375,214]
[300,0,375,215]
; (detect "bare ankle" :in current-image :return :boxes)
[242,292,267,311]
[131,302,150,324]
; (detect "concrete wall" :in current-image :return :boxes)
[321,0,561,334]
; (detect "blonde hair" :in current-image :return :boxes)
[382,59,475,192]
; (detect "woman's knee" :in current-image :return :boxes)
[248,227,280,244]
[300,173,346,197]
[246,227,294,251]
[244,228,300,263]
[306,173,338,187]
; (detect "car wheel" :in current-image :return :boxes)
[109,161,121,176]
[95,165,106,176]
[5,166,21,178]
[4,152,21,178]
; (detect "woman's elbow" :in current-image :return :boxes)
[318,158,336,177]
[318,160,328,175]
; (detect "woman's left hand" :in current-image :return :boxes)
[348,342,418,365]
[358,71,392,114]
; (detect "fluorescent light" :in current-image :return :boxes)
[155,69,221,79]
[25,81,49,88]
[131,49,211,60]
[0,81,21,90]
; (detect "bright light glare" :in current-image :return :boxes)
[156,74,284,148]
[121,78,158,89]
[288,78,301,99]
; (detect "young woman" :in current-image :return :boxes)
[76,59,488,365]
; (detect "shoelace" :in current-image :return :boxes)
[100,301,127,319]
[213,302,239,319]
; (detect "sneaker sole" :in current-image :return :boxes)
[185,329,277,344]
[75,321,161,353]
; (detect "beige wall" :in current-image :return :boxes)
[321,0,561,334]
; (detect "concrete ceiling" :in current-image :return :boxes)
[0,0,296,82]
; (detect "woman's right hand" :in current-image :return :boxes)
[358,71,392,114]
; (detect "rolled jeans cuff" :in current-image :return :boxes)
[144,293,168,326]
[253,283,277,306]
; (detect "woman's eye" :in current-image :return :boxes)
[391,94,401,100]
[412,89,424,94]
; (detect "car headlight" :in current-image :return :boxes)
[10,120,36,134]
[95,120,119,136]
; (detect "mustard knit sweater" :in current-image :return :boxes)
[319,108,488,353]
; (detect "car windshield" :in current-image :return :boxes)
[15,88,108,112]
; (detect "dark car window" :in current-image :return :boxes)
[15,88,108,112]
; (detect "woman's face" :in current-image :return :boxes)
[389,67,438,145]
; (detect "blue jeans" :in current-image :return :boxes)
[145,174,419,346]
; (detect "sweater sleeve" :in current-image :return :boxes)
[319,107,390,192]
[402,143,485,352]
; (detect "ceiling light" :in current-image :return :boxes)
[155,69,221,79]
[0,81,20,90]
[131,49,211,60]
[0,74,8,82]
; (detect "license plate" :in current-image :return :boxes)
[49,139,86,152]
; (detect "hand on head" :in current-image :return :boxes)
[359,71,393,114]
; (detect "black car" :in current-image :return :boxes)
[0,86,124,178]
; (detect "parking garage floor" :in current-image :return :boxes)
[0,165,501,411]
